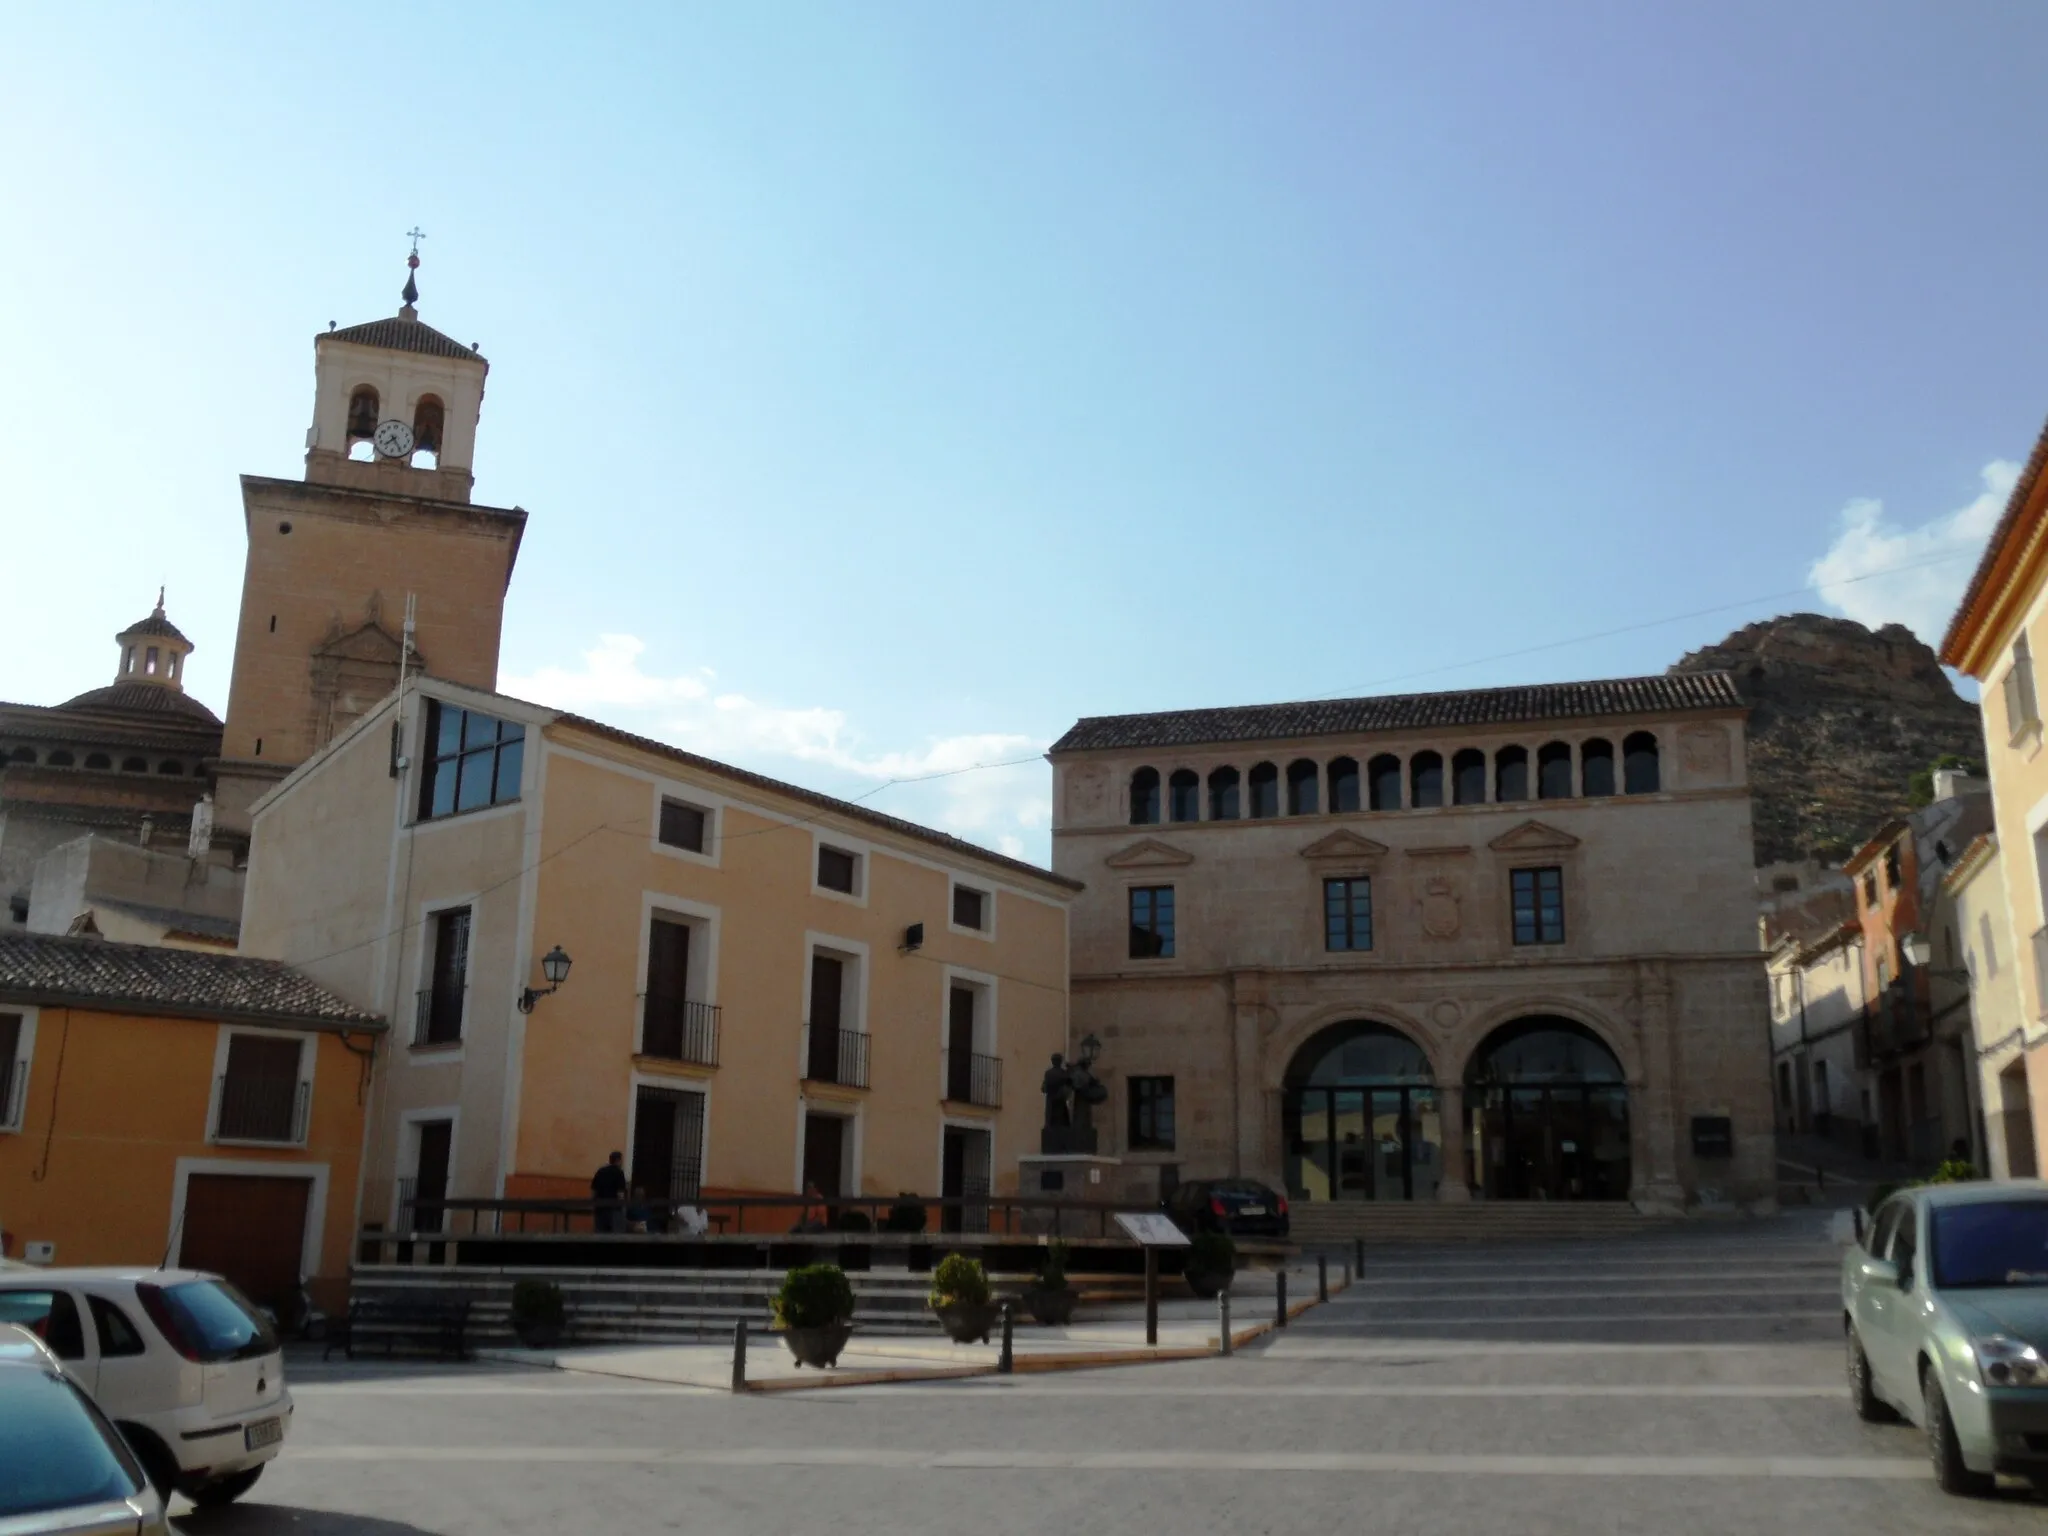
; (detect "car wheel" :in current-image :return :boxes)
[1924,1367,1995,1497]
[1846,1330,1896,1423]
[189,1466,264,1507]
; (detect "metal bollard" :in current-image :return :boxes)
[1317,1253,1328,1303]
[1218,1290,1233,1356]
[730,1318,747,1393]
[998,1300,1015,1374]
[1276,1269,1288,1328]
[1342,1255,1352,1287]
[1354,1236,1364,1276]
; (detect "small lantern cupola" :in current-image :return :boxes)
[114,589,195,692]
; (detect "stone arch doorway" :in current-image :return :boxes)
[1281,1021,1441,1203]
[1465,1017,1630,1201]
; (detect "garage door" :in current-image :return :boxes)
[178,1174,312,1319]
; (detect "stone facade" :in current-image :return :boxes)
[1049,679,1775,1209]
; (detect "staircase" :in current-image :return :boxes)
[1288,1201,1672,1245]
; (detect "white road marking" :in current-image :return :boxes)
[290,1381,1842,1400]
[284,1445,1923,1478]
[1255,1340,1839,1358]
[1288,1310,1839,1327]
[1330,1287,1836,1303]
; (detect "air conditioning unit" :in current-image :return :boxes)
[24,1240,55,1265]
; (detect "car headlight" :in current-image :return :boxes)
[1975,1335,2048,1387]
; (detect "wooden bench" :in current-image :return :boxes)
[323,1296,471,1361]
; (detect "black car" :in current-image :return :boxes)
[1165,1178,1290,1240]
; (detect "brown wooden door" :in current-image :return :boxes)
[947,987,975,1100]
[802,1112,844,1199]
[808,955,843,1080]
[178,1174,312,1319]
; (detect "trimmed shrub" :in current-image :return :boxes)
[929,1252,990,1309]
[884,1195,928,1233]
[774,1264,855,1330]
[1928,1159,1979,1185]
[1187,1232,1236,1278]
[510,1278,564,1326]
[1035,1239,1071,1292]
[837,1209,874,1232]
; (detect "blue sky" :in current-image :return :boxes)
[3,3,2041,863]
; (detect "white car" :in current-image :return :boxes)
[0,1268,293,1508]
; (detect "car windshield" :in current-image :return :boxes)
[154,1279,279,1361]
[1931,1200,2048,1289]
[0,1368,141,1518]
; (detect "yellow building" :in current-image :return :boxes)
[240,677,1078,1240]
[1940,422,2048,1164]
[0,932,381,1317]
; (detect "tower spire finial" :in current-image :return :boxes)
[401,227,425,317]
[154,585,164,613]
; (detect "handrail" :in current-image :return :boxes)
[942,1049,1002,1108]
[639,994,720,1066]
[801,1025,870,1089]
[213,1074,310,1145]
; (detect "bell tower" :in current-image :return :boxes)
[213,239,528,841]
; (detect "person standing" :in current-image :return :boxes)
[591,1151,628,1232]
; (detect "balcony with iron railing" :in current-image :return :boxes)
[943,1049,1002,1108]
[414,986,465,1048]
[802,1024,870,1089]
[639,994,720,1067]
[395,1175,444,1235]
[211,1074,310,1146]
[0,1056,26,1131]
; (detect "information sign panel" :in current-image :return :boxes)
[1114,1212,1191,1247]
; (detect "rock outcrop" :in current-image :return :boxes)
[1669,614,1983,867]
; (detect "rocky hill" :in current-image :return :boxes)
[1669,614,1983,867]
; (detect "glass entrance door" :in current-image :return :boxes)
[1286,1085,1439,1201]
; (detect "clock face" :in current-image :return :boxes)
[372,419,416,459]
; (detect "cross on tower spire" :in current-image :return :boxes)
[401,227,425,316]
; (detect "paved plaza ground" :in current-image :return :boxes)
[168,1214,2044,1535]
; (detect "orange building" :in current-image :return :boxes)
[0,932,383,1318]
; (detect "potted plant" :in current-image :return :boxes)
[928,1252,999,1344]
[773,1263,856,1368]
[1024,1239,1077,1326]
[509,1278,565,1349]
[883,1195,928,1233]
[1181,1233,1235,1299]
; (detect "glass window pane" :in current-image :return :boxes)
[462,710,499,750]
[493,735,524,803]
[456,748,495,812]
[434,703,464,757]
[429,760,458,818]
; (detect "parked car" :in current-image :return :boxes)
[0,1268,293,1508]
[1843,1179,2048,1496]
[0,1322,170,1535]
[1165,1178,1290,1239]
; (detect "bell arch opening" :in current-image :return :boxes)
[1464,1016,1630,1201]
[1281,1020,1441,1202]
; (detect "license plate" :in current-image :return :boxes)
[244,1417,283,1452]
[1238,1205,1266,1216]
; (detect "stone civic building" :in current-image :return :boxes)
[1048,673,1775,1211]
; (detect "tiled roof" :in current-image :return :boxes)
[1941,410,2048,665]
[554,712,1085,893]
[1049,672,1746,754]
[0,931,382,1029]
[88,899,241,944]
[322,314,483,361]
[118,607,190,645]
[53,683,222,725]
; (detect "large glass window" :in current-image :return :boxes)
[1248,762,1279,819]
[1511,866,1565,945]
[1410,751,1444,808]
[1208,766,1241,820]
[1286,759,1320,815]
[1465,1018,1629,1201]
[1324,877,1373,951]
[1282,1023,1438,1203]
[419,700,524,820]
[1128,1076,1176,1150]
[1129,886,1175,959]
[1168,769,1200,823]
[1368,754,1402,811]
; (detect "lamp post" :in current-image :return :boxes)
[518,945,573,1014]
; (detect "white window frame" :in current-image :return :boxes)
[637,891,721,1059]
[802,931,870,1039]
[409,893,479,1061]
[793,1098,864,1195]
[392,1105,462,1230]
[205,1024,316,1148]
[624,1070,713,1201]
[0,1005,38,1134]
[169,1156,329,1281]
[650,782,721,868]
[947,875,996,940]
[938,965,999,1112]
[811,832,870,907]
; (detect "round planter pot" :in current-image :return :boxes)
[780,1321,855,1369]
[513,1320,563,1350]
[933,1300,1000,1344]
[1025,1288,1077,1327]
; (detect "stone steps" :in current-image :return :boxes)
[1287,1202,1672,1244]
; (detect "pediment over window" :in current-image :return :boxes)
[1298,829,1390,861]
[1488,820,1581,853]
[312,619,408,665]
[1105,837,1194,870]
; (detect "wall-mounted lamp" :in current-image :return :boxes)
[1898,932,1969,980]
[900,922,924,953]
[518,945,573,1014]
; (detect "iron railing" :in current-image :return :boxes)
[396,1175,445,1235]
[212,1075,309,1145]
[414,986,465,1048]
[802,1025,870,1089]
[943,1049,1002,1108]
[639,994,720,1066]
[0,1056,25,1130]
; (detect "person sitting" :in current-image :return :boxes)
[624,1184,652,1234]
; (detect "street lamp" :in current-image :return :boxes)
[1899,932,1970,979]
[518,945,573,1014]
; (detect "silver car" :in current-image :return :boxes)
[1844,1179,2048,1496]
[0,1322,170,1536]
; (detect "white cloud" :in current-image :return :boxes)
[1806,460,2020,644]
[503,635,1052,862]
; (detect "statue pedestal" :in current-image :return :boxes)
[1018,1154,1124,1232]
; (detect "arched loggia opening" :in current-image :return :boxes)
[1282,1022,1440,1202]
[1465,1017,1630,1200]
